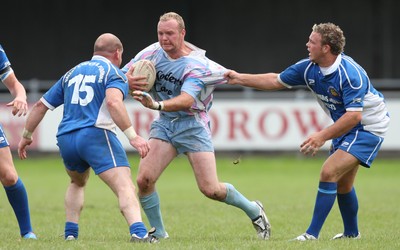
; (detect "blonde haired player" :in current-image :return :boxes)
[123,12,271,241]
[225,23,390,241]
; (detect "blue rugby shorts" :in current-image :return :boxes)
[57,127,130,175]
[330,129,384,168]
[0,124,9,148]
[149,115,214,154]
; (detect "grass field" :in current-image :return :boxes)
[1,153,399,250]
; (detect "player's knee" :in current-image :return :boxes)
[199,186,223,201]
[320,169,338,182]
[136,175,154,191]
[70,178,87,187]
[0,171,18,186]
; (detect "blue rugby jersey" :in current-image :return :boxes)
[122,42,227,124]
[0,44,13,81]
[278,53,389,137]
[42,55,129,136]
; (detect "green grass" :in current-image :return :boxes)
[1,153,399,250]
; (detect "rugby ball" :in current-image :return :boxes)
[131,59,156,92]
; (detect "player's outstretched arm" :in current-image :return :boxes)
[224,70,285,91]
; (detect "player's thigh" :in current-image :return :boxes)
[188,151,220,189]
[137,138,176,181]
[321,149,360,182]
[99,166,134,195]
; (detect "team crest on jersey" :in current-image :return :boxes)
[328,86,340,97]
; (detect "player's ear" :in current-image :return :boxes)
[115,49,123,66]
[322,44,330,53]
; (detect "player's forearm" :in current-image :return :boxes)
[161,92,194,112]
[108,101,132,132]
[321,111,362,140]
[24,101,48,133]
[238,73,283,90]
[3,74,27,99]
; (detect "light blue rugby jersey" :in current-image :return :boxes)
[0,44,13,81]
[122,42,227,123]
[278,53,390,137]
[41,55,129,137]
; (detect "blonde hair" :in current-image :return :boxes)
[312,23,346,55]
[159,12,185,31]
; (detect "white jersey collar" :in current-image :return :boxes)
[320,53,342,76]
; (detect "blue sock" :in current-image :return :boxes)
[223,183,259,219]
[140,192,165,238]
[65,222,79,239]
[4,178,33,236]
[129,222,147,238]
[338,187,359,236]
[306,182,337,237]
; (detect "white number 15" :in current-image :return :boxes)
[68,74,96,106]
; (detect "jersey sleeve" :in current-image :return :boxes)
[278,59,310,87]
[0,45,13,81]
[341,73,366,112]
[105,67,129,99]
[42,78,65,110]
[181,58,227,98]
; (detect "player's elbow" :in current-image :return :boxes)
[106,97,121,111]
[347,111,363,124]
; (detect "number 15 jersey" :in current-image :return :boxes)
[41,55,129,137]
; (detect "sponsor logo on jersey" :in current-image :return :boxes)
[341,141,350,147]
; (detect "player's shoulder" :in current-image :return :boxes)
[340,54,368,76]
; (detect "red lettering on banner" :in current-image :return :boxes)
[259,109,288,139]
[293,109,329,136]
[228,110,251,139]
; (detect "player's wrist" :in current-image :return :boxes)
[123,126,137,140]
[157,101,164,111]
[153,101,164,111]
[22,128,33,140]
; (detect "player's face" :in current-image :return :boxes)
[306,32,324,64]
[157,19,185,58]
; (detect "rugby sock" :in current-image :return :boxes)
[129,222,147,238]
[306,181,337,237]
[223,183,260,219]
[65,222,79,239]
[337,187,359,236]
[4,178,33,236]
[140,192,166,238]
